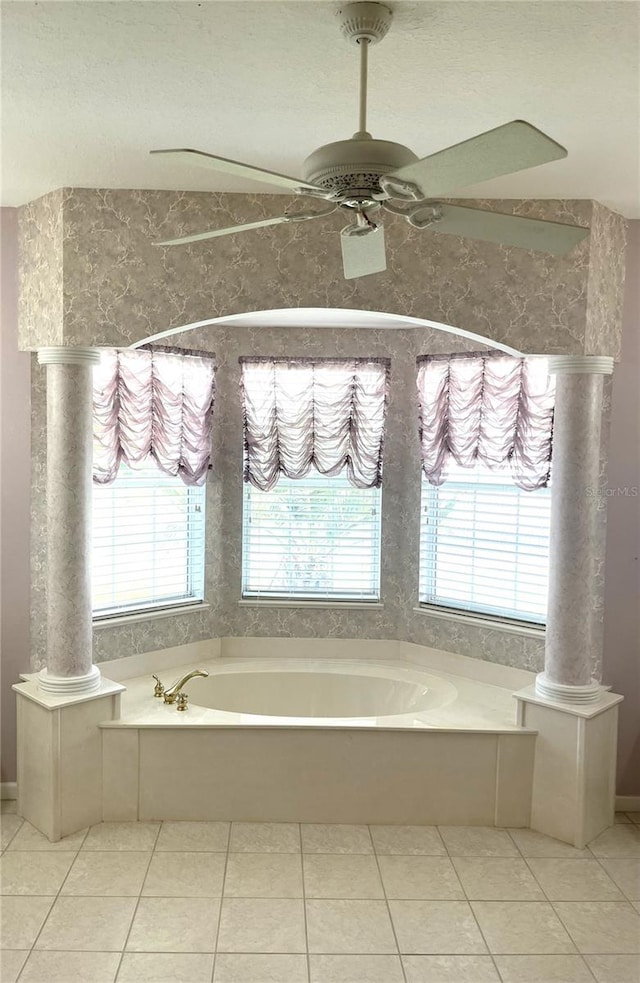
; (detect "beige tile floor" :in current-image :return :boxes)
[0,802,639,983]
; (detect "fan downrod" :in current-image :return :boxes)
[301,2,416,205]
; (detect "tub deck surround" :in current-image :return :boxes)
[13,636,623,842]
[103,726,536,829]
[95,647,537,829]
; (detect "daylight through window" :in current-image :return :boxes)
[419,462,551,624]
[92,461,206,618]
[242,469,382,601]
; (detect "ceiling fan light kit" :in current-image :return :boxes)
[151,1,589,279]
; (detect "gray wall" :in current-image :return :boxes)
[0,208,31,784]
[603,220,640,795]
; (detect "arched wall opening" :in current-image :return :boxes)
[129,307,522,356]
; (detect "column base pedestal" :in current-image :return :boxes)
[39,665,102,696]
[515,684,623,847]
[13,674,125,841]
[535,673,602,705]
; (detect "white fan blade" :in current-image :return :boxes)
[381,120,567,199]
[151,148,325,195]
[156,215,295,246]
[341,226,387,279]
[420,203,589,255]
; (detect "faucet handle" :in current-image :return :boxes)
[152,675,165,698]
[176,692,189,711]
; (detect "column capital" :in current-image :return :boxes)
[548,355,614,375]
[37,346,102,366]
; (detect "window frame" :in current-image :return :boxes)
[91,461,207,622]
[417,465,551,628]
[241,469,383,604]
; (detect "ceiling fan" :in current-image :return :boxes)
[152,1,589,279]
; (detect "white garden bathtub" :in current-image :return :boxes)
[181,659,457,720]
[100,640,537,826]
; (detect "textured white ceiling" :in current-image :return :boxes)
[2,1,638,215]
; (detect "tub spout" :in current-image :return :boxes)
[162,669,209,704]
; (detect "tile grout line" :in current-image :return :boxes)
[580,951,606,983]
[299,823,312,983]
[368,824,407,982]
[112,820,163,983]
[0,813,24,854]
[210,821,232,983]
[590,852,638,904]
[521,851,627,903]
[545,898,636,960]
[507,825,640,960]
[516,853,599,982]
[439,825,504,983]
[14,823,90,981]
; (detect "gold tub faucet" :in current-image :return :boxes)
[152,669,209,704]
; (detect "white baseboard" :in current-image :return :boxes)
[1,782,17,800]
[616,795,640,811]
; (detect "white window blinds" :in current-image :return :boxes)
[419,463,551,624]
[242,469,382,601]
[92,461,206,618]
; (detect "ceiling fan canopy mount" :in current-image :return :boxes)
[150,1,589,279]
[337,2,393,46]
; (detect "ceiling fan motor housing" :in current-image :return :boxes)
[302,136,418,203]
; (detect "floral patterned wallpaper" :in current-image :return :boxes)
[585,203,628,359]
[18,189,625,356]
[22,188,626,675]
[18,189,65,350]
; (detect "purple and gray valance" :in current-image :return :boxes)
[93,346,216,486]
[240,356,391,491]
[416,351,555,491]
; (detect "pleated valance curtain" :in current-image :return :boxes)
[417,351,554,491]
[93,346,216,486]
[240,357,390,491]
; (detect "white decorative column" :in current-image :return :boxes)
[515,354,623,847]
[37,346,102,694]
[14,345,125,841]
[535,355,615,704]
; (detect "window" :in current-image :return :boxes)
[419,462,551,625]
[242,469,382,601]
[92,461,206,618]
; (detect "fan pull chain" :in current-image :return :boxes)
[358,38,370,135]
